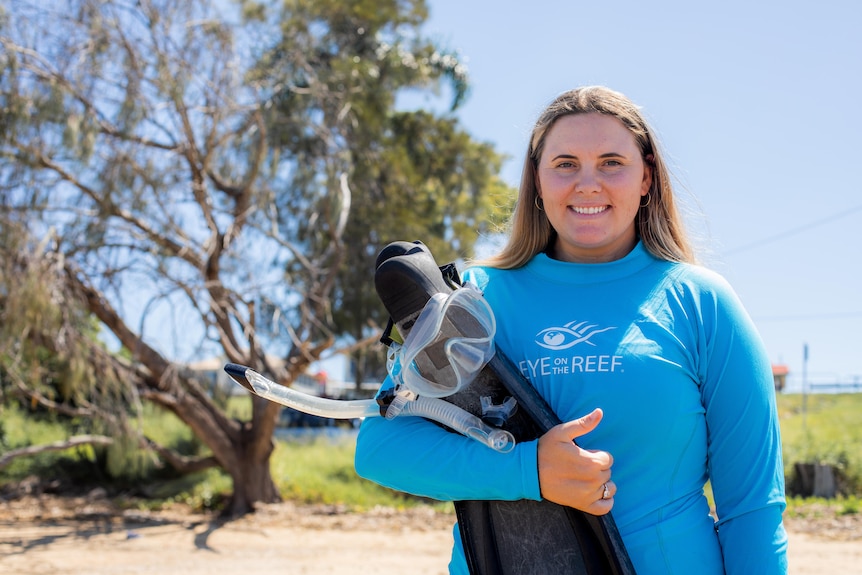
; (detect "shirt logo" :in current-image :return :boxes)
[535,321,616,350]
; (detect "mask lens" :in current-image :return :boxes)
[394,285,496,398]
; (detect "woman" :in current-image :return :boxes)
[355,86,788,574]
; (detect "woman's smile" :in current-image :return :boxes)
[570,205,610,216]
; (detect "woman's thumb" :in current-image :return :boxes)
[561,408,603,441]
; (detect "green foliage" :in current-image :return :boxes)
[837,495,861,516]
[270,435,448,511]
[0,402,100,483]
[784,495,860,519]
[0,229,146,480]
[0,402,67,451]
[0,401,207,486]
[777,393,862,494]
[140,402,207,462]
[224,395,253,420]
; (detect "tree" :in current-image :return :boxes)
[0,0,512,515]
[248,0,513,385]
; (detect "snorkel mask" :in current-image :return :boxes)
[387,283,496,399]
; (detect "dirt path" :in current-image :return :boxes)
[0,496,859,574]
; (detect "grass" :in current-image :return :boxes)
[271,434,450,512]
[784,494,861,519]
[1,393,859,517]
[0,398,444,513]
[776,393,862,494]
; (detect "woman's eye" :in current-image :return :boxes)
[603,159,622,167]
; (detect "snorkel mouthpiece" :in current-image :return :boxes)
[224,363,254,392]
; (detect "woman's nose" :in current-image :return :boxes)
[574,167,600,193]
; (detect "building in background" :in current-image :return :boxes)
[772,364,789,392]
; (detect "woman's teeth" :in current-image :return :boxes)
[572,206,608,215]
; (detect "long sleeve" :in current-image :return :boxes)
[695,274,788,574]
[354,378,542,502]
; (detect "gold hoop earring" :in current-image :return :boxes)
[639,193,651,208]
[534,195,544,212]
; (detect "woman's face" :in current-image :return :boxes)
[536,113,651,263]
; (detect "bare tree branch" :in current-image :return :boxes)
[142,437,219,474]
[0,436,115,470]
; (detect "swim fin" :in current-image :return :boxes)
[374,241,636,575]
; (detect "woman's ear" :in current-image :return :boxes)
[641,155,654,195]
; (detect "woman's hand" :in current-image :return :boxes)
[537,408,615,515]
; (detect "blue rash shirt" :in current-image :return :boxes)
[355,242,788,574]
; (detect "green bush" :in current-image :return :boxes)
[0,402,83,481]
[777,393,862,495]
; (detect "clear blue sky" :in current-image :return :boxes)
[416,0,862,389]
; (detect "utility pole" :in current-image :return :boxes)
[802,343,809,431]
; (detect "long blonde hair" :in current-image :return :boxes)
[478,86,695,269]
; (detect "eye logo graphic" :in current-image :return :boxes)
[535,321,615,350]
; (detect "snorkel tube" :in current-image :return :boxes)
[224,284,515,453]
[225,363,381,419]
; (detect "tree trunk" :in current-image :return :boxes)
[219,395,284,517]
[154,388,284,517]
[225,430,282,517]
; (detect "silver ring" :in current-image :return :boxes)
[601,483,611,500]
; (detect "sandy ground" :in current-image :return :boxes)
[0,495,859,574]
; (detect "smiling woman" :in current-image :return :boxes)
[355,86,788,575]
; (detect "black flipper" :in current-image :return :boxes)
[374,241,636,575]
